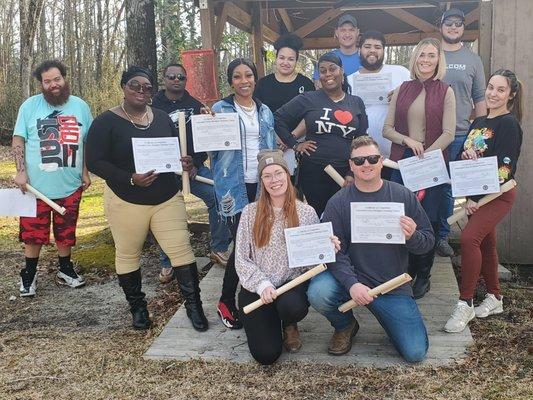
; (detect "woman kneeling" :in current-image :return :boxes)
[235,150,339,365]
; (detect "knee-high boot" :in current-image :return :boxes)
[174,263,209,332]
[117,269,152,330]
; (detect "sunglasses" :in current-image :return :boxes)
[165,74,186,81]
[443,20,464,28]
[127,80,153,93]
[350,155,381,166]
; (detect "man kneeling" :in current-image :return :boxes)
[307,136,434,363]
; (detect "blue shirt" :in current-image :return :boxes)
[313,48,361,80]
[13,94,93,199]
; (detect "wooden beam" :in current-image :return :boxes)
[464,5,480,27]
[214,2,229,48]
[226,2,252,32]
[383,8,437,33]
[478,1,492,81]
[251,2,265,77]
[199,0,215,49]
[277,8,293,32]
[294,8,344,38]
[302,30,479,49]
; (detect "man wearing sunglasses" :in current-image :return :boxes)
[152,63,232,279]
[307,135,434,362]
[436,8,487,257]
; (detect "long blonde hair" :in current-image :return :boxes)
[408,38,446,80]
[252,170,299,248]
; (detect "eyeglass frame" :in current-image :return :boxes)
[165,73,187,81]
[261,170,286,182]
[350,155,382,166]
[127,80,153,93]
[442,19,464,28]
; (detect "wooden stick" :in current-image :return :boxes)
[178,111,190,195]
[26,184,66,215]
[176,171,214,186]
[243,264,327,314]
[324,165,345,187]
[447,179,517,225]
[338,273,412,313]
[383,158,399,170]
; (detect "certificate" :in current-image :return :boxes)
[351,202,405,244]
[0,189,37,217]
[131,137,182,174]
[191,113,241,152]
[284,222,335,268]
[450,156,500,197]
[350,73,392,105]
[398,149,450,192]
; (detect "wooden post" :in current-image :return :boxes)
[479,0,492,80]
[491,0,533,263]
[250,2,265,78]
[199,0,215,49]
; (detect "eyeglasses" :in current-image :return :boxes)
[443,20,464,28]
[350,155,381,166]
[165,74,186,81]
[261,170,285,182]
[127,80,153,93]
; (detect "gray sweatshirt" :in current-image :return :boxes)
[322,180,434,296]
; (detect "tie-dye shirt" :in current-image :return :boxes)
[463,113,522,200]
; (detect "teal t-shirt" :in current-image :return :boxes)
[13,94,93,199]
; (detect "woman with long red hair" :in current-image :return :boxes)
[235,150,340,365]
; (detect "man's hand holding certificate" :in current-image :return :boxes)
[398,149,450,192]
[351,202,405,244]
[449,156,500,197]
[284,222,336,268]
[132,137,182,174]
[191,113,241,152]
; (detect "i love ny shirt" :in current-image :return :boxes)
[275,90,368,168]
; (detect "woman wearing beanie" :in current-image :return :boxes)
[275,52,368,217]
[86,66,208,332]
[235,149,340,365]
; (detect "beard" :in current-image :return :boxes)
[442,34,462,44]
[42,80,70,106]
[361,54,384,71]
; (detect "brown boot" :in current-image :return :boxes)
[283,323,302,353]
[328,318,359,355]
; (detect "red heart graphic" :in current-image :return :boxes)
[333,110,353,125]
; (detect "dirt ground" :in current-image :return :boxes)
[0,144,532,400]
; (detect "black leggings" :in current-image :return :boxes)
[238,282,309,365]
[298,159,349,217]
[220,183,257,303]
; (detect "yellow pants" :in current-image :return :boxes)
[104,186,195,274]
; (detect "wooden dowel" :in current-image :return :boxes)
[178,111,190,195]
[324,165,345,187]
[243,264,327,314]
[176,171,214,186]
[447,179,517,225]
[383,158,399,170]
[26,184,66,215]
[338,273,412,313]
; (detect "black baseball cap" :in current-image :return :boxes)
[337,14,358,28]
[441,8,465,24]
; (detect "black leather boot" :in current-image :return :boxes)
[118,270,152,330]
[410,249,436,300]
[174,263,208,332]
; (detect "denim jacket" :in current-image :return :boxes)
[210,94,277,219]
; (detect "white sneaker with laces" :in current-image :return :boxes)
[57,268,86,288]
[475,294,503,318]
[444,300,475,333]
[19,273,37,297]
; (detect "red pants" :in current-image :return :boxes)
[459,188,516,299]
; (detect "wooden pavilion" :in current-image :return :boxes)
[196,0,533,264]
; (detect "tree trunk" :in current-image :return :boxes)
[125,0,157,76]
[19,0,45,97]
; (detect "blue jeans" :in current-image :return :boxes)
[438,134,467,240]
[307,271,428,363]
[160,165,231,267]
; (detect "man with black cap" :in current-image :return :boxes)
[313,14,361,88]
[436,8,487,257]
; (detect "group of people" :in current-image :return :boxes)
[12,8,524,365]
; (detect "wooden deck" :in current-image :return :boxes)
[144,256,473,367]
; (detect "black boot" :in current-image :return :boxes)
[118,270,152,330]
[174,263,208,332]
[410,249,435,300]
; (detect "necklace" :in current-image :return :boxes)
[235,100,257,125]
[331,92,346,103]
[121,103,151,130]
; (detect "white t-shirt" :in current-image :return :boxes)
[236,106,260,183]
[348,64,410,158]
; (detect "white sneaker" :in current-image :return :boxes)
[57,264,86,288]
[444,300,475,333]
[475,294,503,318]
[19,270,37,297]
